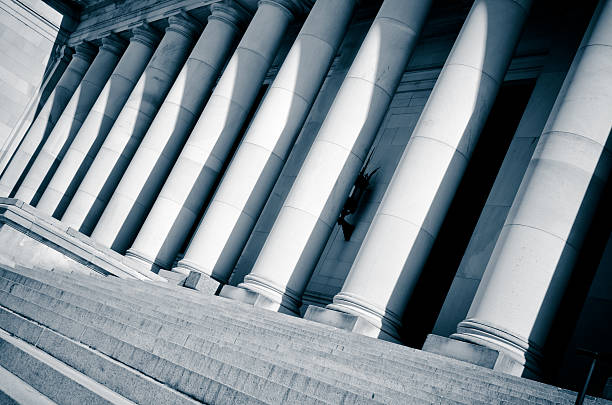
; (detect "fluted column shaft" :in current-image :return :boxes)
[14,35,127,205]
[326,0,532,340]
[241,0,432,315]
[35,26,161,218]
[176,0,357,284]
[452,0,612,376]
[0,42,97,197]
[61,14,201,234]
[90,4,249,252]
[126,0,299,271]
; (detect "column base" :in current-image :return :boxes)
[219,285,299,316]
[157,269,188,286]
[422,334,532,377]
[303,305,401,343]
[450,318,545,380]
[182,270,223,295]
[124,249,163,274]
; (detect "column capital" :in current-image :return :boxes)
[129,23,161,48]
[72,41,97,63]
[55,44,74,63]
[100,33,128,56]
[209,2,252,32]
[166,11,203,40]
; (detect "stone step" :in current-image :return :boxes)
[0,327,136,405]
[0,283,385,405]
[11,267,583,405]
[0,363,58,405]
[3,266,584,405]
[0,272,477,405]
[0,267,539,404]
[1,266,589,405]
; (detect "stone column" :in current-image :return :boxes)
[61,14,201,234]
[0,45,73,175]
[90,4,251,252]
[175,0,357,289]
[0,42,97,197]
[35,25,161,218]
[450,0,612,377]
[312,0,532,341]
[14,34,127,206]
[125,0,307,271]
[235,0,432,315]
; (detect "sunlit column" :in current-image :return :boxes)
[35,25,160,218]
[0,45,73,175]
[14,34,127,205]
[35,25,161,218]
[0,42,97,197]
[175,0,357,289]
[60,14,201,234]
[452,0,612,376]
[237,0,432,315]
[90,4,251,252]
[321,0,532,340]
[125,0,307,272]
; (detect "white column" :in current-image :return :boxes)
[61,14,201,234]
[452,0,612,376]
[90,4,250,252]
[0,42,97,197]
[324,0,532,340]
[175,0,357,286]
[14,34,127,205]
[239,0,432,314]
[35,25,161,218]
[0,45,73,175]
[125,0,306,271]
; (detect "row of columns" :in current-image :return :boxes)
[2,0,610,378]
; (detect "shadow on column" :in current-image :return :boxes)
[398,80,535,348]
[50,70,142,219]
[532,129,612,387]
[108,57,225,252]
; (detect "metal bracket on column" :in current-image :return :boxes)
[337,148,379,241]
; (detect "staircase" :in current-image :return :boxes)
[0,265,609,405]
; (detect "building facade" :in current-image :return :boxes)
[0,0,611,397]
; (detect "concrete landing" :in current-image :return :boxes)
[0,198,164,282]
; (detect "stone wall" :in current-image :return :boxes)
[0,0,72,170]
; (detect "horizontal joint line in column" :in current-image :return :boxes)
[376,212,435,241]
[112,71,138,86]
[164,100,198,119]
[503,222,577,249]
[410,135,469,162]
[210,93,249,115]
[507,0,530,14]
[376,16,417,37]
[146,65,173,81]
[447,62,499,86]
[315,138,354,156]
[236,46,271,67]
[297,33,335,54]
[80,78,106,89]
[186,57,219,76]
[213,198,256,221]
[269,84,310,108]
[483,202,512,209]
[345,75,393,99]
[241,140,284,163]
[283,204,333,228]
[541,130,610,152]
[581,43,612,50]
